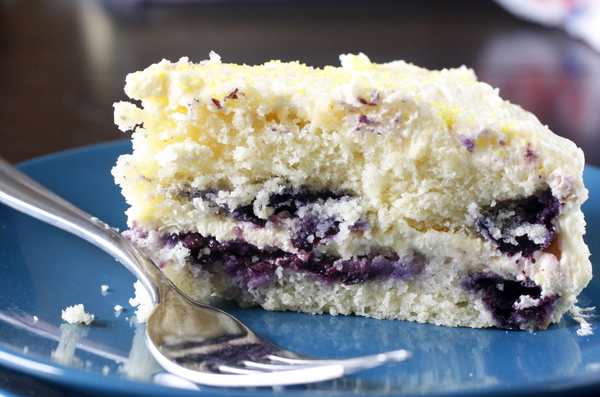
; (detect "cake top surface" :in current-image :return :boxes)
[119,52,516,134]
[115,52,584,194]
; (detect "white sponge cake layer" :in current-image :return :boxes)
[113,53,591,330]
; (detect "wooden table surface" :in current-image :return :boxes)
[1,0,600,396]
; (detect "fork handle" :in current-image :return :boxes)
[0,156,160,304]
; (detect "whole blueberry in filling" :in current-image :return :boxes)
[476,188,560,257]
[166,232,424,290]
[464,272,557,330]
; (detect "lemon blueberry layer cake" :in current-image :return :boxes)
[113,52,591,331]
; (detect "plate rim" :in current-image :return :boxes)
[1,140,599,397]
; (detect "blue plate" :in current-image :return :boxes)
[0,140,599,396]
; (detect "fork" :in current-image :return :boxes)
[0,156,411,387]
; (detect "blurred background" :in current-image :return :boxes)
[0,0,599,166]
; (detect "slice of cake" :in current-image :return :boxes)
[112,52,591,331]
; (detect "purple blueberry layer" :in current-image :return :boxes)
[463,272,557,330]
[181,186,361,250]
[165,232,425,290]
[476,188,560,257]
[182,188,267,226]
[181,187,350,226]
[269,187,352,250]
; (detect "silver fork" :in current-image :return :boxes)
[0,156,410,388]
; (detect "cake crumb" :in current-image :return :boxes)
[114,304,124,318]
[129,281,153,323]
[570,305,595,336]
[61,304,95,325]
[101,285,110,296]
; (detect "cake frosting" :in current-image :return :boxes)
[112,52,591,331]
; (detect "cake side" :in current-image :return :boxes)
[113,53,591,330]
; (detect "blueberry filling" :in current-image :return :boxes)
[476,188,560,257]
[166,232,424,290]
[182,188,266,226]
[269,187,355,250]
[463,273,557,330]
[267,187,350,213]
[294,250,426,285]
[291,212,340,251]
[181,186,360,250]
